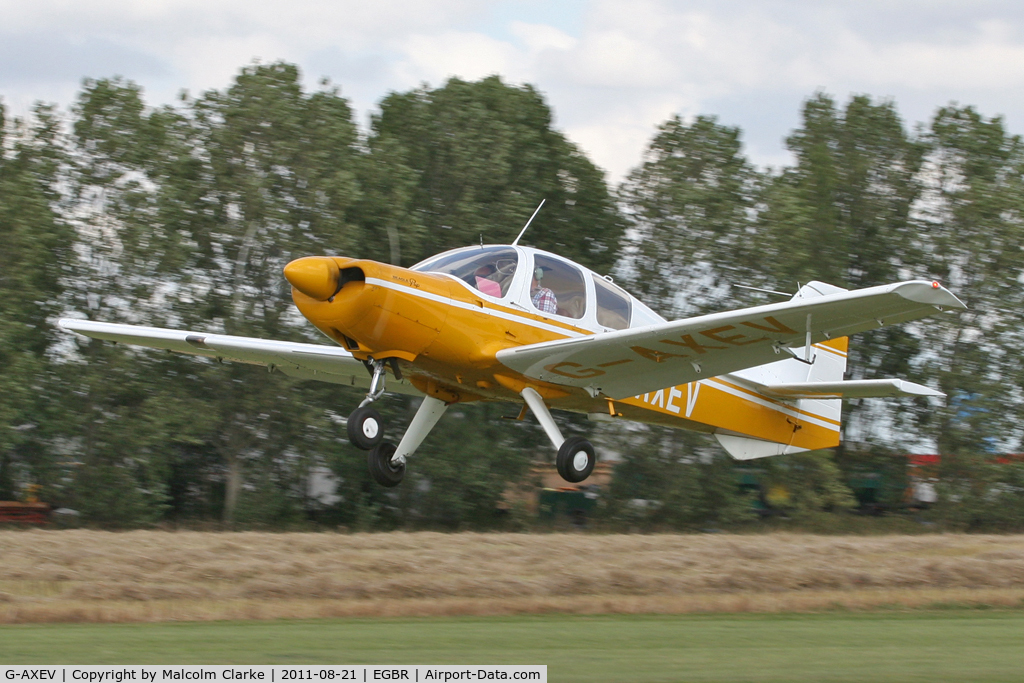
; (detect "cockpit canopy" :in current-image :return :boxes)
[412,246,520,298]
[411,246,661,331]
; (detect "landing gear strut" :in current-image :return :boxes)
[347,359,388,450]
[520,387,596,483]
[366,395,449,487]
[348,356,450,487]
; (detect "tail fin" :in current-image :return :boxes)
[716,282,849,460]
[732,281,849,386]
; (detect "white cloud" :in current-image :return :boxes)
[397,31,519,85]
[564,29,682,89]
[536,0,1024,177]
[567,94,686,179]
[510,22,577,54]
[826,26,1024,90]
[168,35,297,95]
[4,0,1024,181]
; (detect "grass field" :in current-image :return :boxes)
[3,612,1024,682]
[3,530,1024,622]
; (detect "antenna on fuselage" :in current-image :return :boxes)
[512,199,545,246]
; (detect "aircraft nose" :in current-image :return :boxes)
[283,257,341,300]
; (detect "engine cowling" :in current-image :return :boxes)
[285,257,451,361]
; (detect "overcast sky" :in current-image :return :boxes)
[3,0,1023,180]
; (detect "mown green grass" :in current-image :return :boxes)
[2,612,1023,682]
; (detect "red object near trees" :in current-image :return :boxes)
[0,501,51,524]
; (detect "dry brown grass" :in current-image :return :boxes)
[2,530,1024,623]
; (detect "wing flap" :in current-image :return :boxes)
[497,280,964,400]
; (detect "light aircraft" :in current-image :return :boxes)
[59,216,965,487]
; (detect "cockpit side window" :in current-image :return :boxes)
[531,255,587,319]
[592,275,632,330]
[411,247,519,297]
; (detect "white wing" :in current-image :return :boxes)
[497,280,964,400]
[58,319,422,396]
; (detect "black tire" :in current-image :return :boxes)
[368,442,405,487]
[348,406,384,450]
[557,436,596,483]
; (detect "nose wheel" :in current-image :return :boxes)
[368,442,405,487]
[349,368,450,487]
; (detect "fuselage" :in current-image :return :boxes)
[284,245,843,451]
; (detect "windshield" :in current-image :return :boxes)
[411,247,519,298]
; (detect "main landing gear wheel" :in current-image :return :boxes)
[348,406,384,450]
[368,442,405,487]
[557,436,596,483]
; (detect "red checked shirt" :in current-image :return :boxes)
[532,287,558,314]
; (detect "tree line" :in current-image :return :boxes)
[1,62,1022,530]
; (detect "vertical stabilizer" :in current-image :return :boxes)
[716,281,849,460]
[731,281,849,386]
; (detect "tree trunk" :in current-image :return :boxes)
[224,452,241,525]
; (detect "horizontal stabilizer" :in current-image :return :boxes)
[756,379,943,400]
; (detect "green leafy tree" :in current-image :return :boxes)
[617,114,759,317]
[758,94,926,380]
[757,94,925,285]
[758,94,932,495]
[64,66,365,524]
[64,78,217,524]
[615,106,884,519]
[916,106,1024,468]
[365,76,624,271]
[0,102,77,504]
[182,64,364,522]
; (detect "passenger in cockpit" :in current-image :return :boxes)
[531,268,557,314]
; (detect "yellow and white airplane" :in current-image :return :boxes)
[60,233,965,487]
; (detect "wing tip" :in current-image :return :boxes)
[898,381,945,398]
[893,281,967,310]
